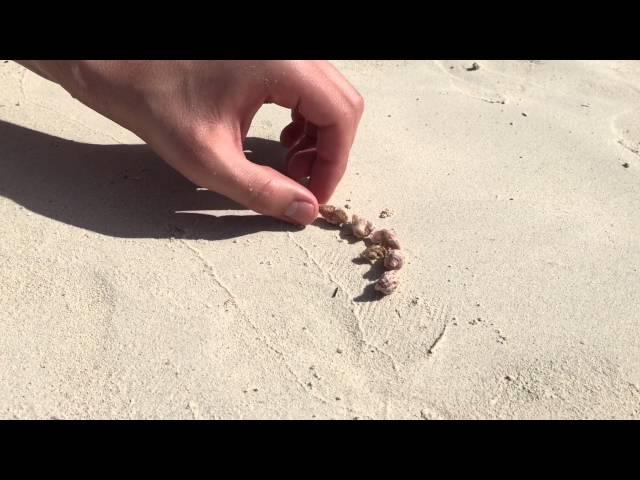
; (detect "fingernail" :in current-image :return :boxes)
[285,201,316,225]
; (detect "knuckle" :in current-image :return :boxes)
[350,91,365,115]
[337,91,364,123]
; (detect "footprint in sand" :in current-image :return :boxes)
[490,347,639,419]
[611,108,640,160]
[283,223,462,417]
[435,60,508,105]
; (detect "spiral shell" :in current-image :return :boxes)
[360,245,387,264]
[370,228,401,250]
[319,204,350,226]
[351,214,375,239]
[375,270,400,295]
[384,249,404,270]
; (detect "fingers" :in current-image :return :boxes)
[280,106,310,148]
[280,120,305,148]
[287,148,315,180]
[270,62,364,203]
[285,133,315,164]
[306,124,351,202]
[196,130,319,225]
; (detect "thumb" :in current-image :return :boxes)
[206,139,319,225]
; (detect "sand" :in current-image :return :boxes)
[0,60,638,419]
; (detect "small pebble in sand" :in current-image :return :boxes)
[379,208,392,218]
[622,162,630,168]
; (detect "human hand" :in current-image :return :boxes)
[18,60,364,225]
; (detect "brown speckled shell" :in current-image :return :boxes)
[360,245,387,263]
[319,204,336,216]
[319,204,350,225]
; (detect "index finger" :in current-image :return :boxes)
[270,62,364,203]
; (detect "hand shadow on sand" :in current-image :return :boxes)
[0,120,304,240]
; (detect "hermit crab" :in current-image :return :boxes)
[319,205,404,296]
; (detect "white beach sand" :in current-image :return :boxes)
[0,60,638,419]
